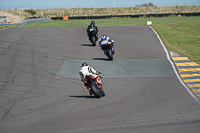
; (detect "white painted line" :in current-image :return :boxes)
[149,26,200,104]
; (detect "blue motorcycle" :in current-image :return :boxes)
[99,35,115,61]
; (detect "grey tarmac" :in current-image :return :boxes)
[0,26,200,133]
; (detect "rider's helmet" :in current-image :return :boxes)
[102,34,107,39]
[81,62,88,67]
[91,20,95,25]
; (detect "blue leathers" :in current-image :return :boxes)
[99,35,114,52]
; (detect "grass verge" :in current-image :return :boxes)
[0,25,14,30]
[151,17,200,64]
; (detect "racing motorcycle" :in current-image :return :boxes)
[88,28,98,46]
[104,42,114,60]
[85,74,105,98]
[101,41,115,61]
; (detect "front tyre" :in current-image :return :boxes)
[107,49,113,61]
[90,83,101,98]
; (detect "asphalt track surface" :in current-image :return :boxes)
[0,26,200,133]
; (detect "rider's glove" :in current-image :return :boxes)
[96,71,101,75]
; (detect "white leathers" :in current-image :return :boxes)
[79,66,98,82]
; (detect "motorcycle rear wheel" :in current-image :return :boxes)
[91,36,96,46]
[107,49,113,61]
[90,83,101,98]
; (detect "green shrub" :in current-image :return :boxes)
[24,10,36,15]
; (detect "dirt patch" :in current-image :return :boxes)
[0,11,25,23]
[170,51,180,57]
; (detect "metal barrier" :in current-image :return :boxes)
[0,17,51,26]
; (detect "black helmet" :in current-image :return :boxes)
[81,62,88,67]
[91,20,95,25]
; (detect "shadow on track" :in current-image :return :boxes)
[69,95,96,98]
[81,44,94,47]
[92,58,110,61]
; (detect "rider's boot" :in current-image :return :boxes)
[87,87,92,95]
[112,46,115,54]
[112,50,115,54]
[89,89,92,95]
[100,85,105,97]
[103,49,106,55]
[100,85,103,90]
[85,83,92,95]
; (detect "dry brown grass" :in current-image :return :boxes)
[0,5,200,23]
[0,11,25,23]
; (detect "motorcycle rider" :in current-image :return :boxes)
[87,20,98,40]
[79,62,103,95]
[99,34,114,54]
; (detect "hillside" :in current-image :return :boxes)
[0,5,200,23]
[0,11,25,23]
